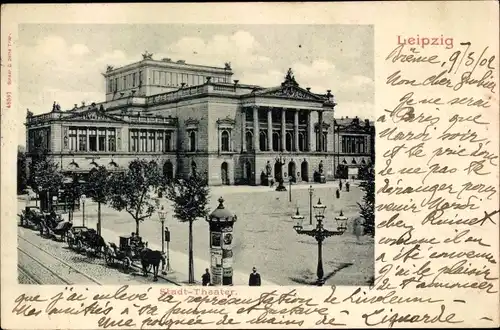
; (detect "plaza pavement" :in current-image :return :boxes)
[19,180,374,286]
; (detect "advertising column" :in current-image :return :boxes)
[207,197,237,286]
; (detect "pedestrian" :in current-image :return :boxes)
[354,216,365,243]
[248,267,261,286]
[202,268,211,286]
[346,181,350,192]
[336,188,340,199]
[339,179,343,191]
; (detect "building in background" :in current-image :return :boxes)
[25,52,374,185]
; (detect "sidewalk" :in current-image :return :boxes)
[81,216,276,286]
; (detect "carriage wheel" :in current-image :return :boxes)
[104,252,112,266]
[75,240,82,252]
[122,258,131,271]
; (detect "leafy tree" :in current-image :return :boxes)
[107,159,162,235]
[65,174,83,222]
[87,166,110,236]
[357,164,375,237]
[31,157,64,211]
[163,171,210,284]
[17,147,28,194]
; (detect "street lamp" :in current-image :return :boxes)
[157,204,171,272]
[292,199,348,286]
[80,194,86,227]
[288,176,292,202]
[308,185,314,225]
[275,155,287,192]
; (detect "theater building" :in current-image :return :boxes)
[25,52,374,185]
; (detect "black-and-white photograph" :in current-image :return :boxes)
[16,24,375,286]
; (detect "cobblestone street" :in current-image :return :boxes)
[20,181,374,286]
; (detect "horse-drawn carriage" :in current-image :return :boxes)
[19,206,44,229]
[67,226,90,251]
[40,211,73,241]
[104,235,148,271]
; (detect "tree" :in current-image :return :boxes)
[31,157,64,211]
[357,164,375,237]
[107,159,162,235]
[17,147,28,194]
[87,166,110,236]
[163,171,210,284]
[65,174,83,223]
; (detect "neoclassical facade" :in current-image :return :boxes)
[25,52,374,185]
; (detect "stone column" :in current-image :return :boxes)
[317,111,323,152]
[294,109,299,151]
[105,129,108,152]
[281,108,286,151]
[86,128,90,152]
[241,108,246,152]
[267,108,273,151]
[307,111,313,151]
[76,128,80,151]
[253,106,259,151]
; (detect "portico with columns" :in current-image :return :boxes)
[237,69,336,185]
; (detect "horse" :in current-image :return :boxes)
[81,229,107,258]
[139,248,165,281]
[47,221,73,242]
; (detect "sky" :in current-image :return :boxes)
[17,24,374,144]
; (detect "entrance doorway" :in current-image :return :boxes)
[163,160,174,181]
[245,161,252,183]
[301,161,309,182]
[288,161,296,183]
[221,162,229,185]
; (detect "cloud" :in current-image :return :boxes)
[70,44,90,56]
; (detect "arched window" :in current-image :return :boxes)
[285,132,293,151]
[259,131,267,151]
[189,131,196,152]
[322,132,327,152]
[272,132,280,151]
[246,131,253,151]
[221,130,230,152]
[298,133,305,151]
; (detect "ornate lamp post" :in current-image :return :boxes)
[308,185,314,225]
[80,194,86,226]
[157,205,166,254]
[288,176,293,202]
[275,154,287,192]
[292,199,348,286]
[37,185,42,208]
[206,197,237,286]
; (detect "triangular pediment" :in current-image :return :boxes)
[63,108,126,123]
[252,85,324,101]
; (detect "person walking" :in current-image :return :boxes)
[346,181,350,192]
[202,268,211,286]
[248,267,261,286]
[336,188,340,199]
[354,215,365,243]
[339,179,343,191]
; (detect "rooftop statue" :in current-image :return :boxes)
[26,108,33,118]
[142,51,153,60]
[282,68,298,86]
[106,65,114,72]
[224,62,232,70]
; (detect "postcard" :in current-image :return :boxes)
[1,2,499,329]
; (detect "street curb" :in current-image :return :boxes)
[128,261,185,286]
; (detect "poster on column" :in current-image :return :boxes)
[1,2,499,330]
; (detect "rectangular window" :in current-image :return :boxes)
[139,71,143,86]
[133,73,137,87]
[89,128,97,151]
[108,128,116,152]
[157,131,164,152]
[69,128,77,151]
[123,76,127,89]
[140,131,147,152]
[108,79,112,93]
[148,131,155,152]
[160,72,165,85]
[78,128,87,151]
[165,132,172,152]
[188,74,193,86]
[166,72,171,85]
[98,129,106,151]
[114,78,118,91]
[177,73,182,86]
[182,74,188,84]
[130,130,138,152]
